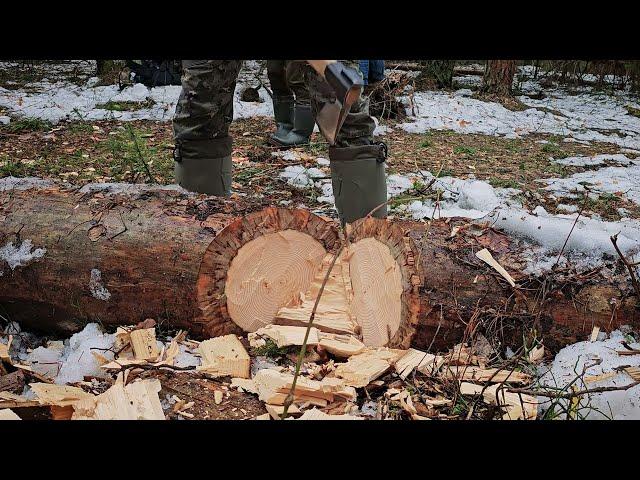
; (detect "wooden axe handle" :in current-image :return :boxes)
[306,60,337,78]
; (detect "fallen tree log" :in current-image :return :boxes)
[1,179,638,351]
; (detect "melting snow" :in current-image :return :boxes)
[538,329,640,420]
[0,239,46,270]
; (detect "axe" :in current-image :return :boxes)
[306,60,364,146]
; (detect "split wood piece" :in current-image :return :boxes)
[475,248,516,288]
[0,369,26,394]
[71,378,165,420]
[0,408,21,420]
[230,378,258,394]
[444,344,488,367]
[0,336,11,363]
[346,217,422,348]
[265,403,300,420]
[252,324,320,348]
[442,366,531,385]
[196,335,250,379]
[30,383,94,406]
[624,366,640,382]
[164,330,187,365]
[590,326,601,342]
[197,208,340,338]
[334,348,406,388]
[114,327,132,352]
[460,382,537,420]
[317,332,366,358]
[275,252,358,336]
[528,345,545,364]
[585,372,618,384]
[253,368,356,405]
[254,413,271,420]
[130,328,160,361]
[394,348,444,380]
[297,408,363,420]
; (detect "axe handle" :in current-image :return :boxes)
[306,60,337,78]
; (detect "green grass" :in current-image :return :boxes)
[0,155,29,176]
[489,178,521,189]
[250,338,290,358]
[453,145,477,155]
[95,99,155,112]
[626,105,640,118]
[5,117,52,133]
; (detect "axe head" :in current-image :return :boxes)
[315,63,364,145]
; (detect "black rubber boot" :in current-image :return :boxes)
[273,104,314,147]
[173,136,233,196]
[329,143,388,225]
[270,94,294,144]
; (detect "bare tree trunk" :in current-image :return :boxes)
[482,60,517,96]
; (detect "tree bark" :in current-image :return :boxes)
[1,180,638,352]
[482,60,517,96]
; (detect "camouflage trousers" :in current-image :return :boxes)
[266,60,310,104]
[173,60,375,149]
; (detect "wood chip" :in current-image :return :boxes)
[0,408,21,420]
[196,335,250,379]
[475,248,516,287]
[528,345,545,364]
[334,348,405,388]
[253,368,355,405]
[624,366,640,382]
[317,332,366,358]
[71,378,165,420]
[585,372,617,384]
[296,408,363,420]
[130,328,160,361]
[0,336,12,363]
[214,390,223,405]
[253,413,271,420]
[230,377,257,394]
[394,348,444,379]
[460,382,537,420]
[30,383,94,406]
[590,326,601,342]
[265,403,300,420]
[442,365,531,384]
[253,324,320,348]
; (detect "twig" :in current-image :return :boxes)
[611,233,640,303]
[509,381,640,399]
[553,192,588,268]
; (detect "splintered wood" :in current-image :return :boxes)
[252,324,320,348]
[334,348,405,387]
[197,335,250,378]
[253,369,356,407]
[297,408,363,420]
[394,349,444,379]
[275,252,358,335]
[442,365,531,384]
[72,378,165,420]
[460,382,537,420]
[475,248,516,287]
[130,328,160,361]
[225,230,328,333]
[0,408,21,420]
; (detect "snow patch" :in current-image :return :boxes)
[55,323,116,385]
[538,329,640,419]
[89,269,111,301]
[553,153,634,167]
[0,176,53,191]
[0,239,46,270]
[279,165,325,188]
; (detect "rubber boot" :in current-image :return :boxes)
[329,143,388,224]
[173,136,233,196]
[270,94,294,144]
[273,103,314,147]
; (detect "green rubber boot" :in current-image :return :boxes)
[173,136,233,196]
[329,143,388,224]
[270,94,294,144]
[273,103,314,147]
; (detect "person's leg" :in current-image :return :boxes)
[172,59,242,195]
[274,60,315,146]
[303,60,388,224]
[359,60,370,86]
[266,60,294,143]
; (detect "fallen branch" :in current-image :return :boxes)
[611,233,640,303]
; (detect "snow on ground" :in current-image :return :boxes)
[0,61,273,123]
[552,153,636,167]
[537,329,640,419]
[400,85,640,150]
[542,161,640,205]
[0,239,46,271]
